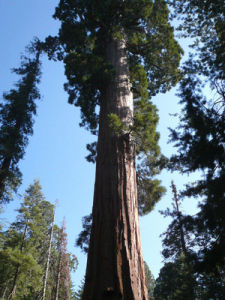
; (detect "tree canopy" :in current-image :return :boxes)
[0,180,77,300]
[0,41,42,204]
[168,0,225,273]
[48,0,183,216]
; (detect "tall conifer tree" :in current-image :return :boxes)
[155,182,196,299]
[41,204,56,300]
[155,183,225,299]
[0,181,77,299]
[0,41,42,203]
[50,1,182,298]
[0,180,54,299]
[168,0,225,273]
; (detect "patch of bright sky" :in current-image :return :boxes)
[0,0,201,290]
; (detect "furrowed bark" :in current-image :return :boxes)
[82,37,149,300]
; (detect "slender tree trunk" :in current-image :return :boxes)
[8,223,28,300]
[40,207,55,300]
[82,37,149,300]
[54,249,62,300]
[171,181,188,257]
[171,181,196,298]
[1,284,8,300]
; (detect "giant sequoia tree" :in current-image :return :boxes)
[51,1,182,299]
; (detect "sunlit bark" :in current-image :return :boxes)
[82,38,149,300]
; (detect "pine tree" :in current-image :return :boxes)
[40,204,56,300]
[0,40,42,204]
[72,279,84,300]
[160,182,192,261]
[155,182,196,299]
[168,0,225,273]
[0,180,54,299]
[49,220,78,300]
[156,182,225,299]
[50,1,182,298]
[7,221,29,300]
[0,182,78,300]
[144,262,155,300]
[154,257,196,300]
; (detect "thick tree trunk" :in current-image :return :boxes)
[82,38,149,300]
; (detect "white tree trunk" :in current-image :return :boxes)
[40,207,55,300]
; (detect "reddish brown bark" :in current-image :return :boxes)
[82,38,149,300]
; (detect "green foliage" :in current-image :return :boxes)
[154,256,196,300]
[144,261,155,299]
[108,113,127,136]
[167,0,225,273]
[168,66,225,271]
[154,258,225,299]
[0,180,53,299]
[196,269,225,300]
[0,40,42,203]
[159,182,191,261]
[158,181,225,299]
[137,154,167,216]
[133,92,167,216]
[85,142,97,163]
[155,183,197,299]
[43,221,78,300]
[0,180,77,299]
[50,0,183,215]
[85,99,168,216]
[75,214,92,254]
[168,0,225,80]
[52,221,78,300]
[72,278,84,300]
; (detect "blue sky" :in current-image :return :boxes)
[0,0,199,290]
